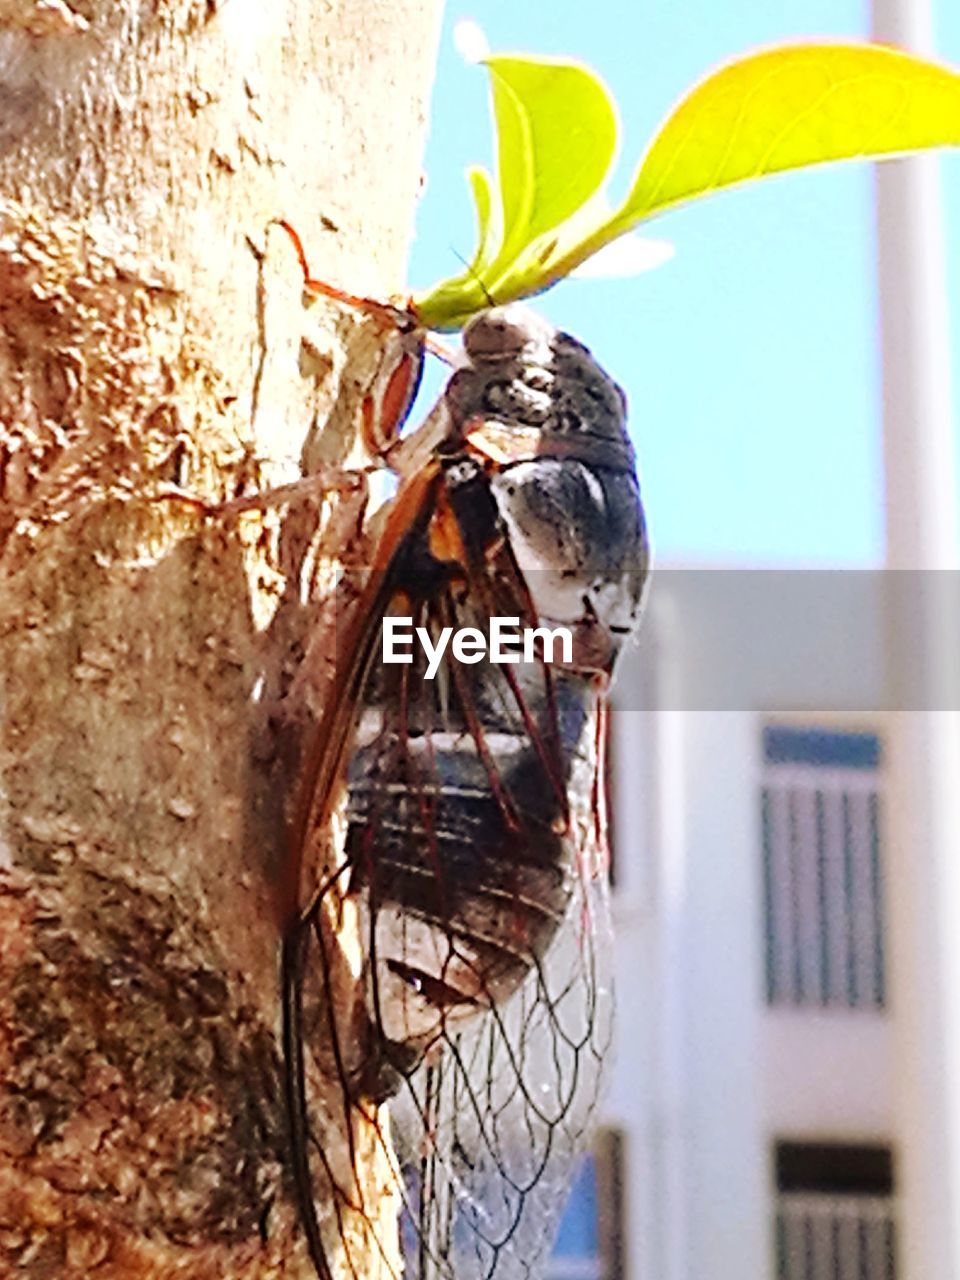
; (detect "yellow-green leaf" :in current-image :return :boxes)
[415,41,960,331]
[416,55,620,327]
[466,165,498,275]
[486,54,619,273]
[604,42,960,237]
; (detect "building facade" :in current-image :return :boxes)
[549,571,903,1280]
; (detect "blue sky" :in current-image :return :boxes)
[407,1,960,567]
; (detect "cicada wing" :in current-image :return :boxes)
[356,570,616,1278]
[283,449,616,1280]
[282,462,447,1280]
[390,863,615,1280]
[283,461,443,918]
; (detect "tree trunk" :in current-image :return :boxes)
[0,2,441,1276]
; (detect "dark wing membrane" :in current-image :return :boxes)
[280,461,444,921]
[283,448,615,1280]
[282,460,444,1280]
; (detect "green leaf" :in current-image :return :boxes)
[485,55,619,273]
[602,42,960,238]
[466,165,498,275]
[415,42,960,331]
[416,55,618,329]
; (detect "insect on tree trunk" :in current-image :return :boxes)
[0,2,441,1276]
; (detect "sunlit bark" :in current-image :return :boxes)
[0,2,441,1275]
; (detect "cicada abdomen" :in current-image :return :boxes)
[284,306,647,1280]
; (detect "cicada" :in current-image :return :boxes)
[280,294,648,1280]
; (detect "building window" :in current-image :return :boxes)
[761,726,885,1009]
[774,1141,896,1280]
[548,1129,625,1280]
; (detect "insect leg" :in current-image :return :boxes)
[272,219,426,461]
[281,918,335,1280]
[146,465,369,526]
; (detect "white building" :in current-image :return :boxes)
[542,1,960,1269]
[548,572,902,1280]
[547,0,960,1262]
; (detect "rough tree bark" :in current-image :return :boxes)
[0,2,442,1276]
